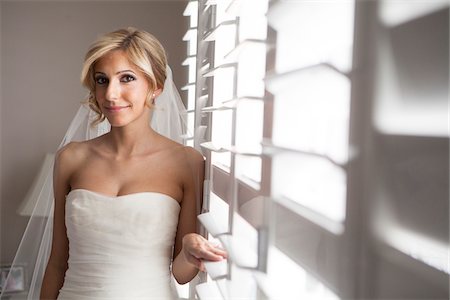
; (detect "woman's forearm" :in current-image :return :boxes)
[40,262,66,300]
[171,250,199,284]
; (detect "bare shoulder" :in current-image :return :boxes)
[56,141,84,161]
[182,146,205,165]
[173,146,205,172]
[165,145,204,177]
[55,141,91,173]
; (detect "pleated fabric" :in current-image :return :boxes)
[58,189,181,300]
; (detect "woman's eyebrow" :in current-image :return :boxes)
[94,70,137,75]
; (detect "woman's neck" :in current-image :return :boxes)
[106,116,157,158]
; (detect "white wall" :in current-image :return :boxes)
[0,0,188,264]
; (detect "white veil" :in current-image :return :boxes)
[0,66,188,299]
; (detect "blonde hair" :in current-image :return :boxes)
[81,27,168,124]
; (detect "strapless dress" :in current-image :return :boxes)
[57,189,181,300]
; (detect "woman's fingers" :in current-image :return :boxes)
[189,246,223,262]
[182,233,228,270]
[200,248,224,261]
[211,246,227,258]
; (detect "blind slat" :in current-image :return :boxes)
[200,141,228,153]
[182,55,196,65]
[198,212,229,236]
[215,269,258,299]
[201,141,262,157]
[181,82,196,91]
[203,20,236,41]
[201,97,264,113]
[262,139,351,168]
[226,0,269,16]
[275,196,345,235]
[204,260,228,279]
[201,105,233,113]
[195,282,224,300]
[379,0,449,27]
[202,63,237,77]
[183,1,198,17]
[264,63,348,94]
[182,28,198,41]
[218,235,258,268]
[224,39,268,63]
[179,134,194,140]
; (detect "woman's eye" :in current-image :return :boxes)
[95,77,108,85]
[121,75,136,83]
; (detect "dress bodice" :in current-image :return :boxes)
[58,189,181,300]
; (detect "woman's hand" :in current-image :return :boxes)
[182,233,227,272]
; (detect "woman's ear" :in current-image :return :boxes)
[148,88,163,107]
[153,88,162,98]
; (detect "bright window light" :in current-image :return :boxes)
[214,24,237,66]
[218,266,257,300]
[211,109,232,169]
[183,56,197,84]
[271,67,351,165]
[238,0,268,17]
[235,100,263,184]
[237,43,266,98]
[209,192,230,231]
[210,6,236,171]
[259,247,340,300]
[221,212,259,268]
[269,1,355,73]
[239,15,268,42]
[183,29,197,56]
[233,212,259,259]
[211,69,233,169]
[186,85,196,111]
[183,1,198,28]
[215,0,235,24]
[187,111,195,135]
[235,101,263,153]
[377,223,450,274]
[212,67,235,105]
[272,152,347,223]
[236,156,262,187]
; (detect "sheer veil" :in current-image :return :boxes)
[0,66,189,299]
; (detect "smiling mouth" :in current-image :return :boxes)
[104,106,130,112]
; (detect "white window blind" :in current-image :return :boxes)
[364,1,449,297]
[182,1,199,149]
[183,0,449,299]
[176,3,200,299]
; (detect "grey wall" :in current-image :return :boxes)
[0,0,188,264]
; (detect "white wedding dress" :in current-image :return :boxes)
[57,189,181,300]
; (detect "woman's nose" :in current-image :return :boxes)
[105,80,120,101]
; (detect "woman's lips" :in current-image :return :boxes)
[104,106,130,112]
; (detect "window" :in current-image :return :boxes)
[183,1,449,299]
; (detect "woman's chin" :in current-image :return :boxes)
[105,117,129,128]
[103,108,151,128]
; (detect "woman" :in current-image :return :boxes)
[40,27,226,299]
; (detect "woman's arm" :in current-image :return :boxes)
[171,147,226,284]
[40,145,74,299]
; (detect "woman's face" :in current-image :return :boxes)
[94,50,151,127]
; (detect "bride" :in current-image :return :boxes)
[38,27,226,299]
